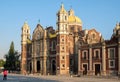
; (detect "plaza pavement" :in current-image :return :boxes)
[28,74,120,82]
[0,73,120,82]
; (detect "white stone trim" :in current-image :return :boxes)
[68,23,82,26]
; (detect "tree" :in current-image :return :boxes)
[4,41,20,72]
[0,59,5,67]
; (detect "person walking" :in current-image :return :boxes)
[3,69,8,80]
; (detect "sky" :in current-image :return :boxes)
[0,0,120,59]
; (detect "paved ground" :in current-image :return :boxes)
[0,74,120,82]
[0,74,58,82]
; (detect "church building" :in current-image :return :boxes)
[21,4,120,76]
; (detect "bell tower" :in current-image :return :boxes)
[57,4,68,32]
[56,4,70,75]
[21,21,30,74]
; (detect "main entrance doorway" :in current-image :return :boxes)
[95,64,100,75]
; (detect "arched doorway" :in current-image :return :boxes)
[37,61,40,73]
[52,60,56,75]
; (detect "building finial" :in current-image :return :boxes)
[69,5,74,16]
[61,2,64,8]
[70,5,72,9]
[24,19,27,24]
[61,2,63,5]
[116,21,119,26]
[38,19,40,24]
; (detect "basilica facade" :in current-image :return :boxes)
[21,4,120,76]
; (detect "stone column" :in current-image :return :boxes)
[32,59,34,74]
[78,49,81,75]
[118,38,120,76]
[43,30,47,75]
[41,60,43,74]
[102,42,106,76]
[34,59,37,73]
[40,60,41,75]
[31,42,34,74]
[43,57,47,75]
[89,45,92,75]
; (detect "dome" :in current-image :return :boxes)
[68,16,82,24]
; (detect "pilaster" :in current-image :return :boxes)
[78,49,82,75]
[43,57,47,75]
[34,59,37,73]
[118,38,120,76]
[32,59,34,74]
[102,42,106,76]
[88,45,93,75]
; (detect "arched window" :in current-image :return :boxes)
[94,49,100,59]
[82,50,88,60]
[65,16,67,20]
[27,30,29,33]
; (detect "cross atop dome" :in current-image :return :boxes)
[58,3,67,14]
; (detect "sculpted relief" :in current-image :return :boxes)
[78,29,102,45]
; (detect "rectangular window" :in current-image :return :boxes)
[109,60,115,68]
[108,48,115,59]
[110,49,114,59]
[95,51,99,59]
